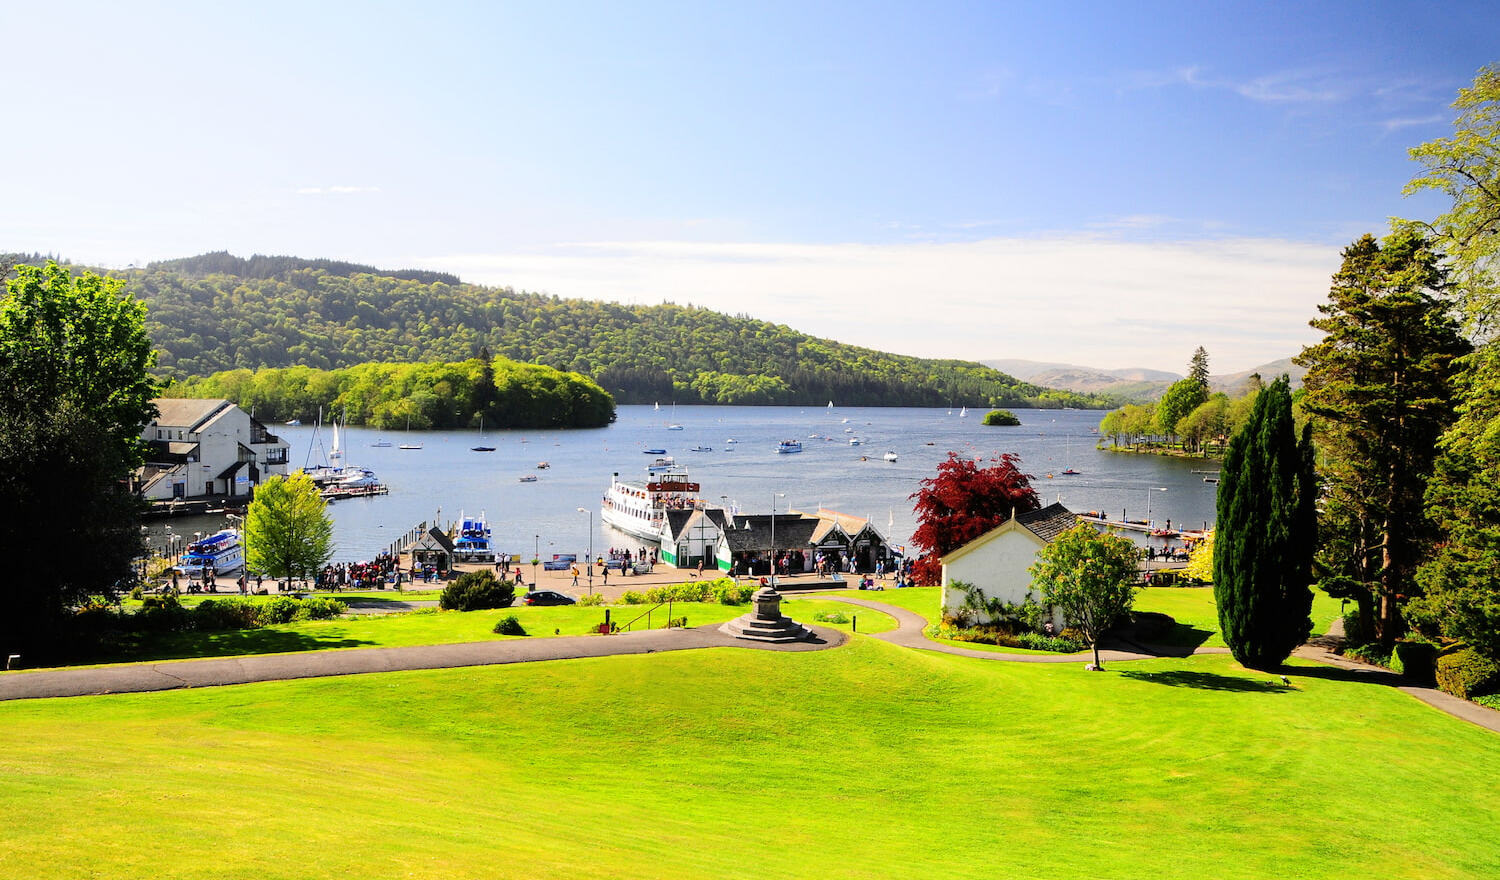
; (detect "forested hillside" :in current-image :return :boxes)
[11,252,1109,408]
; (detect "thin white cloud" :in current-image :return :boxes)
[295,186,381,195]
[420,235,1340,374]
[1381,114,1446,133]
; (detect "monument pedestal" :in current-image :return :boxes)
[719,586,814,643]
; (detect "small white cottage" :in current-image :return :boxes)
[939,503,1081,630]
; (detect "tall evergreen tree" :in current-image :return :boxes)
[1213,376,1318,670]
[1188,346,1211,388]
[1294,229,1468,645]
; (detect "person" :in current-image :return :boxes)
[697,557,705,576]
[601,564,608,585]
[570,564,580,587]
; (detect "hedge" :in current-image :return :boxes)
[1435,648,1500,700]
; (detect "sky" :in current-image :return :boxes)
[2,1,1494,373]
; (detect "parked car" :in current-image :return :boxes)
[524,590,577,606]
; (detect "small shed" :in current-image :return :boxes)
[410,527,456,573]
[939,503,1080,630]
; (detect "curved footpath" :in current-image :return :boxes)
[0,625,843,702]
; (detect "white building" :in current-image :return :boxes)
[136,398,290,501]
[939,503,1081,630]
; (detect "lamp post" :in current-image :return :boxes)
[576,508,594,595]
[769,492,785,586]
[1144,487,1168,577]
[532,534,539,587]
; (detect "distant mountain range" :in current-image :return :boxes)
[982,357,1306,402]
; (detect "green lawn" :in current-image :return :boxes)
[1,640,1496,879]
[45,598,881,668]
[1135,586,1345,648]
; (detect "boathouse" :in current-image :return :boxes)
[136,399,290,502]
[939,503,1081,630]
[711,508,895,576]
[658,508,728,568]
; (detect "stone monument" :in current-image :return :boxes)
[719,585,814,642]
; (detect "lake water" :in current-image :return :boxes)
[147,406,1220,563]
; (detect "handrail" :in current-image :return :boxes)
[616,601,668,632]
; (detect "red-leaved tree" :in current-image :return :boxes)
[908,452,1040,585]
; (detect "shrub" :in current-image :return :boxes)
[813,610,850,624]
[1015,631,1086,653]
[713,581,754,605]
[1341,610,1370,646]
[618,590,648,605]
[1390,639,1439,685]
[493,615,527,636]
[575,593,604,606]
[297,596,347,620]
[1435,647,1500,699]
[129,586,143,601]
[1475,693,1500,711]
[191,599,261,631]
[440,570,516,611]
[1343,642,1391,667]
[667,616,688,628]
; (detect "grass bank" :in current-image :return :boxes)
[1,640,1495,878]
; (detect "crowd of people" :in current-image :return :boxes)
[317,553,399,590]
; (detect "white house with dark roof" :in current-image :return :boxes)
[136,398,290,501]
[939,502,1083,630]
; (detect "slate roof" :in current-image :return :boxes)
[151,398,234,432]
[721,514,819,553]
[662,508,696,541]
[1015,502,1079,543]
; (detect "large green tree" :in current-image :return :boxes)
[1029,523,1140,670]
[1404,64,1500,334]
[0,262,158,659]
[244,473,334,584]
[1294,231,1468,646]
[1406,67,1500,658]
[1212,376,1318,670]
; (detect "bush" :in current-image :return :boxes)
[493,615,527,636]
[575,593,604,606]
[1390,639,1439,685]
[1341,610,1370,646]
[713,581,754,605]
[440,570,516,611]
[297,596,347,620]
[259,596,303,625]
[191,599,261,631]
[1015,631,1086,653]
[1435,647,1500,699]
[813,610,850,624]
[618,590,648,605]
[1475,693,1500,711]
[1343,642,1391,667]
[667,616,688,628]
[129,586,143,601]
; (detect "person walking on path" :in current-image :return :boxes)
[570,565,580,587]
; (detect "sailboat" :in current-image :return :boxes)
[471,414,496,452]
[399,416,422,449]
[959,406,968,418]
[1061,434,1080,475]
[666,401,683,430]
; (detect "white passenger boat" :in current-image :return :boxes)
[601,466,704,541]
[777,440,803,454]
[452,512,498,562]
[174,529,245,576]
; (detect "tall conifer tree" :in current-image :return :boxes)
[1213,376,1318,670]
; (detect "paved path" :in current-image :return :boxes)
[0,624,843,702]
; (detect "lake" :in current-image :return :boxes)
[147,405,1220,563]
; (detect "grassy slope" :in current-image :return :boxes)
[1,640,1496,879]
[51,598,891,668]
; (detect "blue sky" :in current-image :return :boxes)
[2,1,1493,372]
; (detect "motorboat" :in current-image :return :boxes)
[174,529,245,576]
[883,451,899,462]
[519,474,538,482]
[777,440,803,454]
[453,513,498,562]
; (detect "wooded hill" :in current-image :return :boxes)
[15,252,1110,408]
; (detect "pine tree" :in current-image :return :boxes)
[1213,376,1318,670]
[1294,229,1468,645]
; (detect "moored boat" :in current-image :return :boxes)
[883,451,899,462]
[777,440,803,454]
[601,466,705,541]
[174,529,245,576]
[453,512,498,562]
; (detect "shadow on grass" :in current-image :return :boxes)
[95,630,378,664]
[1118,669,1293,693]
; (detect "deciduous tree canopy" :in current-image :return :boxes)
[909,452,1040,584]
